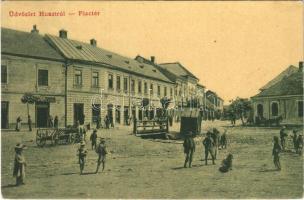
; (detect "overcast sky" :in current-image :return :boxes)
[2,1,303,103]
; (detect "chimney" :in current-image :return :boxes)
[151,56,155,63]
[31,25,39,34]
[90,39,97,47]
[59,29,67,39]
[299,61,303,72]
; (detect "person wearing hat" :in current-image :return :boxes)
[90,129,98,150]
[272,136,282,170]
[13,143,27,186]
[219,153,233,173]
[183,131,196,168]
[77,141,87,174]
[203,131,215,165]
[279,126,288,151]
[95,138,108,173]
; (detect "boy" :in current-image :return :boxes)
[96,138,108,173]
[203,131,215,165]
[77,141,87,174]
[272,136,282,171]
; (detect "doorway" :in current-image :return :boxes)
[74,103,84,125]
[36,102,50,127]
[257,104,264,118]
[1,101,9,129]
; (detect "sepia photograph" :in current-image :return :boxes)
[1,1,303,199]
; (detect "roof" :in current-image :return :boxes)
[260,65,298,90]
[197,83,205,88]
[45,34,173,83]
[158,62,199,80]
[253,70,303,98]
[1,27,63,61]
[135,55,179,82]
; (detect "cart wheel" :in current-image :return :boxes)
[36,130,46,147]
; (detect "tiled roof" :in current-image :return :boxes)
[1,27,63,61]
[45,35,173,83]
[260,65,298,90]
[254,70,303,97]
[159,62,199,80]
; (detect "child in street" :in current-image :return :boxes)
[272,136,282,171]
[77,141,87,174]
[219,153,233,173]
[95,138,108,173]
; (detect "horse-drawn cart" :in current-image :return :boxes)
[36,127,82,147]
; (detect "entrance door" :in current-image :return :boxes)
[36,102,50,127]
[1,101,9,129]
[124,106,129,125]
[74,103,84,125]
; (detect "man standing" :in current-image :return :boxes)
[54,116,59,128]
[279,126,288,151]
[90,129,98,150]
[96,138,108,173]
[13,143,27,186]
[28,115,32,132]
[211,128,220,159]
[203,131,215,165]
[183,131,196,168]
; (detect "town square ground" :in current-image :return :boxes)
[1,120,303,198]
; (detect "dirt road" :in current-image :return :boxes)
[1,121,303,198]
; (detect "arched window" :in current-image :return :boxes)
[257,104,263,117]
[271,102,279,117]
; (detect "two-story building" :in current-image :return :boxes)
[1,26,66,129]
[45,29,175,127]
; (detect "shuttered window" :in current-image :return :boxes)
[38,69,48,86]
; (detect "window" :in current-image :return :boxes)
[170,88,173,97]
[124,77,128,91]
[138,80,142,94]
[74,69,82,86]
[150,84,153,95]
[92,72,99,87]
[116,75,121,91]
[38,69,48,86]
[144,82,148,94]
[157,85,161,96]
[271,102,279,117]
[131,79,135,92]
[1,65,7,84]
[298,101,303,117]
[164,87,167,96]
[108,74,113,89]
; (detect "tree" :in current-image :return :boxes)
[228,97,252,125]
[21,93,36,117]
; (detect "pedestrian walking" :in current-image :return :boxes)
[272,136,282,171]
[90,129,98,150]
[183,131,196,168]
[15,116,22,131]
[105,115,110,129]
[54,116,59,128]
[203,131,215,165]
[96,116,101,129]
[279,126,288,151]
[95,138,108,173]
[13,143,27,186]
[28,115,32,132]
[219,153,233,173]
[77,141,87,174]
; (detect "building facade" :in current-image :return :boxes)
[251,62,303,125]
[1,27,66,129]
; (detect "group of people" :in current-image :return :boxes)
[273,126,303,171]
[183,128,232,173]
[77,130,108,174]
[15,115,59,132]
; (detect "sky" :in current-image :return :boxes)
[1,1,303,103]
